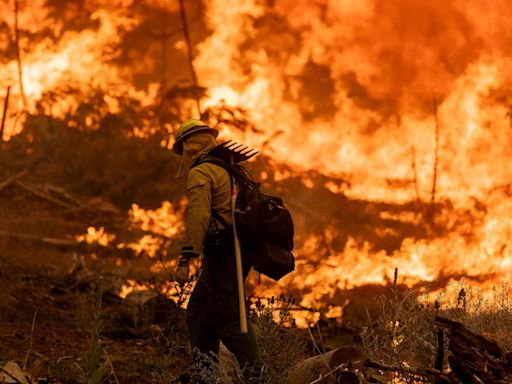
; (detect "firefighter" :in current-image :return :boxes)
[173,119,261,383]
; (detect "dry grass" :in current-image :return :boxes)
[438,281,512,350]
[4,267,512,384]
[251,295,307,383]
[133,280,512,383]
[360,278,512,383]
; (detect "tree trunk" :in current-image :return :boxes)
[14,0,27,109]
[178,0,201,116]
[0,86,11,141]
[429,98,440,222]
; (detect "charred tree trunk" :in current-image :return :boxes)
[434,328,445,384]
[146,26,177,91]
[161,33,168,89]
[435,316,512,383]
[410,145,421,204]
[429,98,440,223]
[178,0,201,116]
[1,86,11,141]
[146,22,181,141]
[14,0,27,109]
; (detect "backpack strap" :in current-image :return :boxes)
[211,209,230,229]
[193,154,258,190]
[193,155,240,177]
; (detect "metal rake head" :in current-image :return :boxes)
[209,140,259,163]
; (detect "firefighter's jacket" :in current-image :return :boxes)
[180,133,252,290]
[181,161,232,256]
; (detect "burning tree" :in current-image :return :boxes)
[1,0,512,383]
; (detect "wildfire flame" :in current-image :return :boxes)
[127,201,185,257]
[76,226,115,247]
[196,0,512,310]
[2,0,512,312]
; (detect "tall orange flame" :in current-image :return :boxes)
[2,0,512,310]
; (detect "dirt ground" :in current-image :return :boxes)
[0,120,192,382]
[0,188,182,383]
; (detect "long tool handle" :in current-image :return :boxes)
[231,160,248,334]
[1,86,11,142]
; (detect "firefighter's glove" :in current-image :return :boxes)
[175,256,190,286]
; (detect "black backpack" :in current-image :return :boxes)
[194,154,295,281]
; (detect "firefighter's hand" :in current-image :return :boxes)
[175,257,190,286]
[189,257,201,279]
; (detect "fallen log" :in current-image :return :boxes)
[0,229,79,247]
[12,180,121,218]
[0,361,33,384]
[53,197,122,218]
[435,316,512,384]
[16,181,77,209]
[0,86,10,142]
[35,184,121,216]
[364,360,457,384]
[288,347,364,384]
[0,169,28,192]
[42,182,84,207]
[0,229,137,257]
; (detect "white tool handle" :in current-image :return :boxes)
[229,156,248,334]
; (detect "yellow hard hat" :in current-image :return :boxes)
[172,119,218,155]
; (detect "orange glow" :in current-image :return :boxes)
[3,0,512,313]
[119,279,150,299]
[193,0,512,308]
[127,201,185,257]
[76,226,115,246]
[130,201,185,238]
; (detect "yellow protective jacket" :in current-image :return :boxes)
[181,160,233,256]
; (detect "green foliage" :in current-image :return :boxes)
[76,279,110,384]
[86,319,108,384]
[76,317,108,384]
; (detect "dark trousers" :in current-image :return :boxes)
[187,279,261,383]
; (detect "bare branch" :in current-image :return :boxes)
[14,0,27,109]
[429,98,440,221]
[178,0,201,116]
[1,86,11,141]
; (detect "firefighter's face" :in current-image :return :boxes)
[175,132,217,178]
[182,132,216,157]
